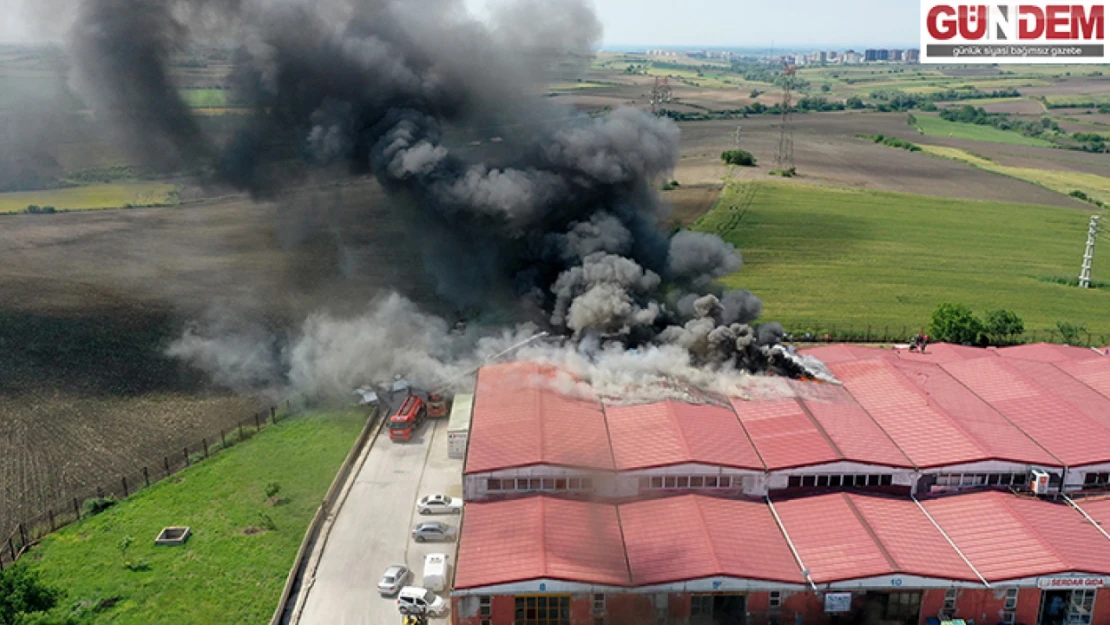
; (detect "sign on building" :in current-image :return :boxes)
[824,592,852,613]
[921,1,1108,63]
[1036,577,1107,589]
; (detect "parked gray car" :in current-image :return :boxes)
[411,521,457,543]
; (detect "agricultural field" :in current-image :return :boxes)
[697,180,1110,338]
[911,114,1056,147]
[179,88,229,108]
[0,183,179,213]
[920,144,1110,205]
[23,410,368,625]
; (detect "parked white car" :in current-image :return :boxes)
[397,586,448,616]
[417,494,463,515]
[377,564,411,596]
[412,521,457,543]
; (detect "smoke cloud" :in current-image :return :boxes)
[57,0,816,401]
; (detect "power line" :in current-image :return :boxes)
[1079,214,1100,288]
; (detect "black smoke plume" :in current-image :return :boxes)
[61,0,808,399]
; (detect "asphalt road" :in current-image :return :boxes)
[295,416,464,625]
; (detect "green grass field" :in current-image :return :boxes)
[921,144,1110,205]
[0,183,179,213]
[696,181,1110,336]
[913,114,1055,147]
[179,88,229,108]
[1045,93,1110,108]
[25,410,368,625]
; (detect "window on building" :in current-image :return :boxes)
[651,476,664,489]
[479,596,492,617]
[1069,589,1095,624]
[816,475,830,487]
[691,594,714,617]
[705,476,719,488]
[1084,472,1110,488]
[720,476,734,489]
[770,591,782,609]
[1012,473,1028,486]
[514,596,570,625]
[883,592,921,622]
[664,476,677,488]
[788,476,802,488]
[556,478,567,490]
[676,476,690,488]
[1003,588,1018,611]
[881,474,894,486]
[1001,611,1015,625]
[567,478,581,490]
[592,594,606,614]
[690,476,704,488]
[943,588,957,613]
[868,474,882,486]
[802,475,816,487]
[487,479,502,491]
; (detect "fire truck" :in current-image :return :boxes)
[389,395,427,442]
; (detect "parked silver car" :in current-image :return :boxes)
[412,521,457,543]
[377,564,411,596]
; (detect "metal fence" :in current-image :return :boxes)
[784,324,1110,348]
[0,401,294,571]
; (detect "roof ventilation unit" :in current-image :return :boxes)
[1030,469,1051,495]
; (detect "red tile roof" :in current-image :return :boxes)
[771,493,899,583]
[454,492,1110,591]
[893,359,1058,466]
[828,358,988,468]
[1055,357,1110,403]
[892,343,995,364]
[920,491,1110,581]
[997,343,1104,363]
[465,361,614,474]
[1074,497,1110,537]
[454,496,630,589]
[846,494,980,582]
[620,495,804,585]
[733,379,911,469]
[605,400,763,471]
[940,358,1110,466]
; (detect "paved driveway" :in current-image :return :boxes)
[294,415,463,625]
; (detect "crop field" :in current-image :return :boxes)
[697,180,1110,337]
[920,144,1110,205]
[0,183,179,213]
[1044,93,1110,108]
[24,410,367,625]
[179,88,229,108]
[912,114,1055,147]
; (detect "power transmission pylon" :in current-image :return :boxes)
[650,76,672,116]
[734,125,742,149]
[775,61,796,172]
[1079,214,1100,288]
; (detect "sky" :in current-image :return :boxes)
[0,0,920,48]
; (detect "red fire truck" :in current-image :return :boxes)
[426,393,449,419]
[389,395,427,442]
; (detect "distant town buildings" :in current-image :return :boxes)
[636,47,919,65]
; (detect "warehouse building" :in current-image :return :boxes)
[462,344,1110,501]
[452,491,1110,625]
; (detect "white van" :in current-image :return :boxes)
[423,553,448,592]
[397,586,447,617]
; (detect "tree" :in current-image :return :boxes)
[0,566,62,625]
[1056,321,1087,345]
[720,150,757,167]
[117,535,134,568]
[929,303,985,345]
[845,96,865,109]
[820,84,831,92]
[984,309,1024,346]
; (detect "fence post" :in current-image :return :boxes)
[73,497,80,520]
[184,447,190,467]
[96,486,103,499]
[143,466,150,487]
[203,438,209,459]
[122,476,129,497]
[254,412,261,430]
[239,423,245,441]
[1050,330,1057,343]
[8,537,15,561]
[19,523,27,548]
[164,456,171,476]
[901,325,907,340]
[271,406,277,423]
[49,509,55,531]
[221,430,226,448]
